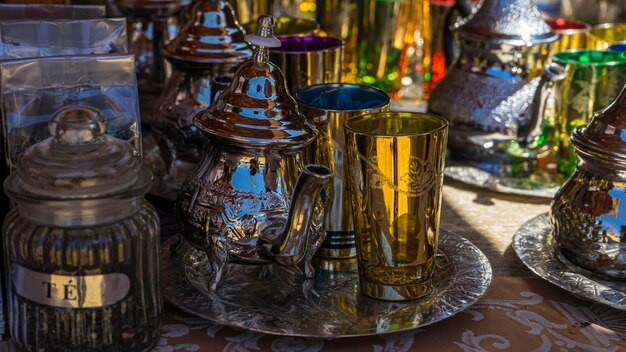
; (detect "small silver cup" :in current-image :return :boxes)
[296,83,390,259]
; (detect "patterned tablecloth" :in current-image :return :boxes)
[1,180,625,352]
[154,180,626,352]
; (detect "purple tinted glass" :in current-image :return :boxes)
[272,36,343,53]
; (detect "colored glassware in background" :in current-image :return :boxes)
[587,23,626,49]
[547,18,590,53]
[345,112,448,301]
[422,0,477,99]
[227,0,316,23]
[296,83,390,259]
[315,0,358,83]
[549,50,626,176]
[557,0,626,25]
[270,36,343,92]
[356,0,422,100]
[243,16,318,36]
[421,0,452,99]
[609,42,626,52]
[354,0,478,101]
[229,0,318,36]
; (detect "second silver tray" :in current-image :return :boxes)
[513,214,626,310]
[445,165,561,199]
[162,230,492,337]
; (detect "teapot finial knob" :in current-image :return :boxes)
[245,15,281,62]
[256,15,275,38]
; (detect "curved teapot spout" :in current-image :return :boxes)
[518,63,567,146]
[258,164,331,268]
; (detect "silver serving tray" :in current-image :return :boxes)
[445,165,561,199]
[162,230,492,337]
[513,214,626,310]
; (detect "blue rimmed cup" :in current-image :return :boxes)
[296,83,390,259]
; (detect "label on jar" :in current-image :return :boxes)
[11,265,131,308]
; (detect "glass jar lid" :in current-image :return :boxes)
[4,105,151,201]
[163,0,252,66]
[193,15,316,149]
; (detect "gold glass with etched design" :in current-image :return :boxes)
[550,50,626,176]
[587,23,626,49]
[344,112,448,301]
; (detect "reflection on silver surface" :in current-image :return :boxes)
[162,230,492,337]
[176,16,330,292]
[144,139,185,201]
[428,0,559,172]
[513,214,626,311]
[551,85,626,279]
[296,83,391,259]
[444,166,559,199]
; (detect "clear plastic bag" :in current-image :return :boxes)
[0,54,142,170]
[0,4,106,20]
[0,18,128,59]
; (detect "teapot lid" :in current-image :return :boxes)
[455,0,558,45]
[193,15,316,149]
[4,105,151,201]
[572,84,626,161]
[163,0,252,66]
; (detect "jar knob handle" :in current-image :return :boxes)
[49,105,106,145]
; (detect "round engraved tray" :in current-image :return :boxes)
[513,214,626,310]
[445,165,561,199]
[162,230,492,337]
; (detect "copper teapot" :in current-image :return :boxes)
[429,0,561,174]
[175,16,331,291]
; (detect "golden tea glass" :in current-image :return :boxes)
[587,23,626,49]
[270,35,343,92]
[550,50,626,176]
[344,112,448,301]
[243,16,318,37]
[547,18,591,54]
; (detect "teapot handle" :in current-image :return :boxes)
[518,63,567,146]
[443,0,474,67]
[210,75,232,104]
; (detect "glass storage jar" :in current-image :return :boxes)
[2,106,161,351]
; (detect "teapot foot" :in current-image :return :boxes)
[169,233,184,255]
[206,236,229,291]
[304,253,316,279]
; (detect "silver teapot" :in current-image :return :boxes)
[429,0,561,174]
[152,0,252,189]
[551,84,626,279]
[175,15,331,291]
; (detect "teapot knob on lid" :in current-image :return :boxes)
[245,15,281,62]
